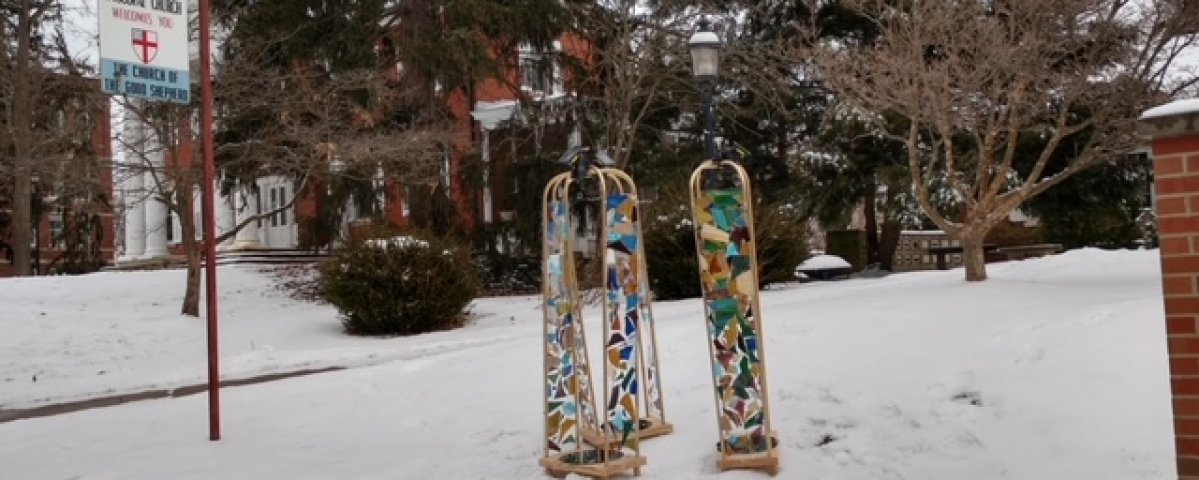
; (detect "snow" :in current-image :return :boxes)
[363,235,429,249]
[1141,98,1199,119]
[0,249,1175,479]
[796,254,852,270]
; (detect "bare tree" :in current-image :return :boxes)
[559,1,694,169]
[111,2,453,316]
[0,0,102,275]
[809,0,1199,281]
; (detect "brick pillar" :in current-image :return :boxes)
[1140,98,1199,479]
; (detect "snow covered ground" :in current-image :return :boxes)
[0,249,1176,479]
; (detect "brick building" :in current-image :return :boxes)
[118,36,590,260]
[0,80,116,276]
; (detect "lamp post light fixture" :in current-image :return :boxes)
[688,17,721,161]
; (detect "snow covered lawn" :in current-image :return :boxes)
[0,249,1175,479]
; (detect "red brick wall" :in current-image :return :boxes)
[1151,123,1199,478]
[0,84,114,277]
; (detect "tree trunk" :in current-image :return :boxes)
[959,229,988,282]
[878,219,901,271]
[180,194,200,316]
[863,176,879,266]
[176,112,201,317]
[182,244,201,317]
[9,2,35,276]
[11,164,32,276]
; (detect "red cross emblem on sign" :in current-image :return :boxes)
[131,28,159,65]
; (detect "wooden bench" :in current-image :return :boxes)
[926,244,999,270]
[994,243,1064,261]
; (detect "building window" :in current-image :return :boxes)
[270,187,278,227]
[518,43,561,97]
[49,215,64,249]
[279,186,288,226]
[373,165,386,215]
[166,213,175,243]
[441,150,450,194]
[521,57,552,94]
[402,184,410,218]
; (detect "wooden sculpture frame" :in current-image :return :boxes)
[540,167,647,479]
[688,159,780,475]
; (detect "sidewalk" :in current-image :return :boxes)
[0,366,343,423]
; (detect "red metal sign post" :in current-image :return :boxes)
[197,0,221,441]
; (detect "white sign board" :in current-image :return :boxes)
[98,0,190,104]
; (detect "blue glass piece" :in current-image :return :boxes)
[714,209,729,230]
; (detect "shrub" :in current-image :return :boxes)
[477,253,541,296]
[754,204,811,286]
[642,186,810,300]
[319,231,479,336]
[825,230,867,271]
[643,198,702,300]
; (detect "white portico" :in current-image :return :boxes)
[116,110,300,263]
[470,100,518,225]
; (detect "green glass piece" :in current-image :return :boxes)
[713,298,740,317]
[709,307,735,333]
[746,411,764,429]
[710,190,743,207]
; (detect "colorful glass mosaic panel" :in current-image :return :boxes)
[693,188,771,454]
[544,197,599,453]
[602,193,642,449]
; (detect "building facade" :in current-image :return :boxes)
[115,37,589,260]
[0,80,116,277]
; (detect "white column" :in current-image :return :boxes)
[120,111,146,261]
[231,187,262,249]
[481,129,493,224]
[470,102,515,224]
[216,183,236,250]
[142,145,169,258]
[121,173,146,260]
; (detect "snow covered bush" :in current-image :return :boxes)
[319,232,478,336]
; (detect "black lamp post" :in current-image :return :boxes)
[688,17,721,161]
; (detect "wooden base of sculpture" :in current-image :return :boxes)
[718,450,779,476]
[582,418,674,448]
[540,452,646,479]
[636,417,673,440]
